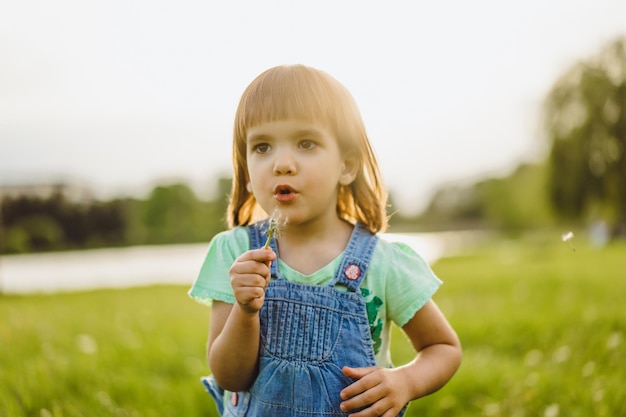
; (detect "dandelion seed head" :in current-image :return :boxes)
[76,333,98,354]
[606,331,622,350]
[483,403,500,417]
[544,403,560,417]
[524,372,539,387]
[582,361,596,377]
[263,209,286,248]
[438,396,457,410]
[593,389,605,402]
[268,216,279,228]
[524,349,543,367]
[552,345,571,363]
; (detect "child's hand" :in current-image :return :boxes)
[339,366,410,417]
[229,248,275,314]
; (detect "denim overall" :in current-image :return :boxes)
[202,221,407,416]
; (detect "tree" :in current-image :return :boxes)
[141,183,200,244]
[543,37,626,236]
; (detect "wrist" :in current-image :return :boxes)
[393,364,425,403]
[233,301,262,321]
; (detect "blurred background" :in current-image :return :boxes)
[1,1,625,416]
[3,0,626,254]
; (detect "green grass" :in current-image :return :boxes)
[1,237,624,416]
[0,286,214,417]
[396,236,626,417]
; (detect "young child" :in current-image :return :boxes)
[189,64,461,417]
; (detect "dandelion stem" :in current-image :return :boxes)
[263,217,279,249]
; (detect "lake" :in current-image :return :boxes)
[0,231,475,294]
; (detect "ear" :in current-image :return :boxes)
[339,152,359,186]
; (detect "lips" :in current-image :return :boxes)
[274,185,298,203]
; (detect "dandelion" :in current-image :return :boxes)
[544,403,559,417]
[264,217,279,249]
[263,210,286,249]
[582,361,595,377]
[552,345,571,363]
[524,372,539,387]
[524,349,543,367]
[561,231,575,251]
[76,333,98,354]
[606,331,622,350]
[438,396,457,410]
[483,402,500,417]
[593,389,605,402]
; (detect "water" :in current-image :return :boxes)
[0,243,209,294]
[0,232,472,294]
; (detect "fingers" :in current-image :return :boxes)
[242,247,276,261]
[340,383,390,417]
[340,366,378,402]
[231,248,275,277]
[229,248,275,313]
[342,366,376,380]
[340,367,405,417]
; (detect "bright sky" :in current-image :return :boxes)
[2,0,625,213]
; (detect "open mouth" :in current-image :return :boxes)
[275,185,295,194]
[274,185,297,202]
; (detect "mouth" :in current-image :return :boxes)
[274,185,298,203]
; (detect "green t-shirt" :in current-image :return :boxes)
[189,227,442,367]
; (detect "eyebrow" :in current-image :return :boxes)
[246,133,270,143]
[292,128,322,138]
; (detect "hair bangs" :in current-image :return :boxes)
[234,65,350,145]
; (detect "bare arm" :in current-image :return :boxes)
[340,300,462,417]
[396,299,462,398]
[207,248,275,392]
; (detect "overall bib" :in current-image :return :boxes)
[202,221,408,417]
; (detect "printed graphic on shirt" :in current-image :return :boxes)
[361,288,383,354]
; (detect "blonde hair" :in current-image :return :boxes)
[227,64,388,233]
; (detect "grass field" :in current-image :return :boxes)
[1,235,624,416]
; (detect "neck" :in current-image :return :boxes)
[275,216,354,275]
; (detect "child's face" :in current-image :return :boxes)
[246,119,355,227]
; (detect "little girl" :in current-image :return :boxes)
[189,64,461,417]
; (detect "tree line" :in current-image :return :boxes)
[1,179,230,254]
[0,169,545,255]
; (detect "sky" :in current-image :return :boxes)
[2,0,626,214]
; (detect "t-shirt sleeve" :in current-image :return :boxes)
[187,227,249,306]
[377,240,442,327]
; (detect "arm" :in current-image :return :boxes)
[340,300,462,417]
[207,248,275,392]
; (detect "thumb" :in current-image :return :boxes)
[342,366,377,380]
[264,247,275,267]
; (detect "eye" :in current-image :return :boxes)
[299,140,316,150]
[252,143,271,154]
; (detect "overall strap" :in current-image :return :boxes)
[332,223,379,292]
[248,220,281,279]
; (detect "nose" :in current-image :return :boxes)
[273,148,296,176]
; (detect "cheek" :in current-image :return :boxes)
[246,158,262,177]
[247,166,269,192]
